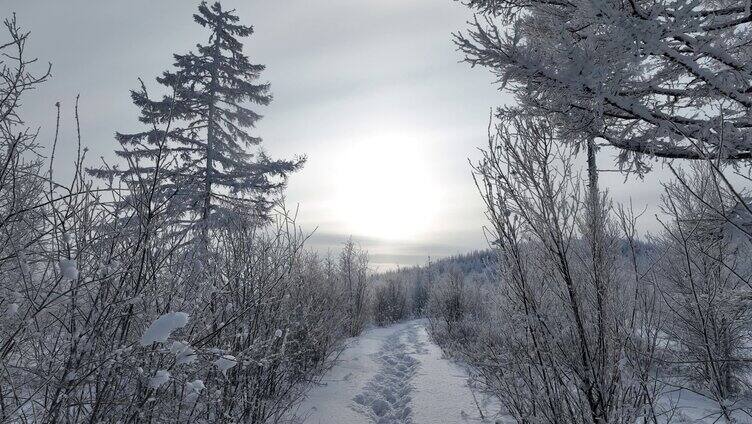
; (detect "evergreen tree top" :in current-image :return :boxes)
[138,1,272,150]
[92,0,304,229]
[194,2,253,40]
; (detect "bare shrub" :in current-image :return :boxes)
[439,116,665,423]
[427,267,487,347]
[373,278,407,326]
[0,17,353,423]
[339,238,369,337]
[654,165,752,419]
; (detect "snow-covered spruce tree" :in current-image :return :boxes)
[94,1,303,243]
[457,0,752,173]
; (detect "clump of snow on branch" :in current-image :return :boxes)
[59,259,78,281]
[148,370,171,389]
[140,312,189,346]
[184,380,205,403]
[170,340,196,365]
[214,354,237,376]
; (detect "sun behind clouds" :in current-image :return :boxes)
[334,132,441,241]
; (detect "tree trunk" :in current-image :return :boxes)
[586,137,599,204]
[202,26,222,247]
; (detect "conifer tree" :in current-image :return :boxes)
[94,1,303,241]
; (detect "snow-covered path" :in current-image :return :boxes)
[290,320,500,424]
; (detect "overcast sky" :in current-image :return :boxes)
[6,0,669,270]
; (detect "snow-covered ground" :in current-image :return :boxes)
[289,320,503,424]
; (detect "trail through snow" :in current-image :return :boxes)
[290,320,503,424]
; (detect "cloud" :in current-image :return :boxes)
[6,0,668,267]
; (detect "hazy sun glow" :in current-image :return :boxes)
[333,133,441,241]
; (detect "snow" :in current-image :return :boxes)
[148,370,170,389]
[184,379,205,403]
[659,386,752,423]
[140,312,189,346]
[170,341,196,365]
[58,259,78,281]
[214,354,237,376]
[288,320,504,424]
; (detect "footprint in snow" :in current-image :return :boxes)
[352,327,420,423]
